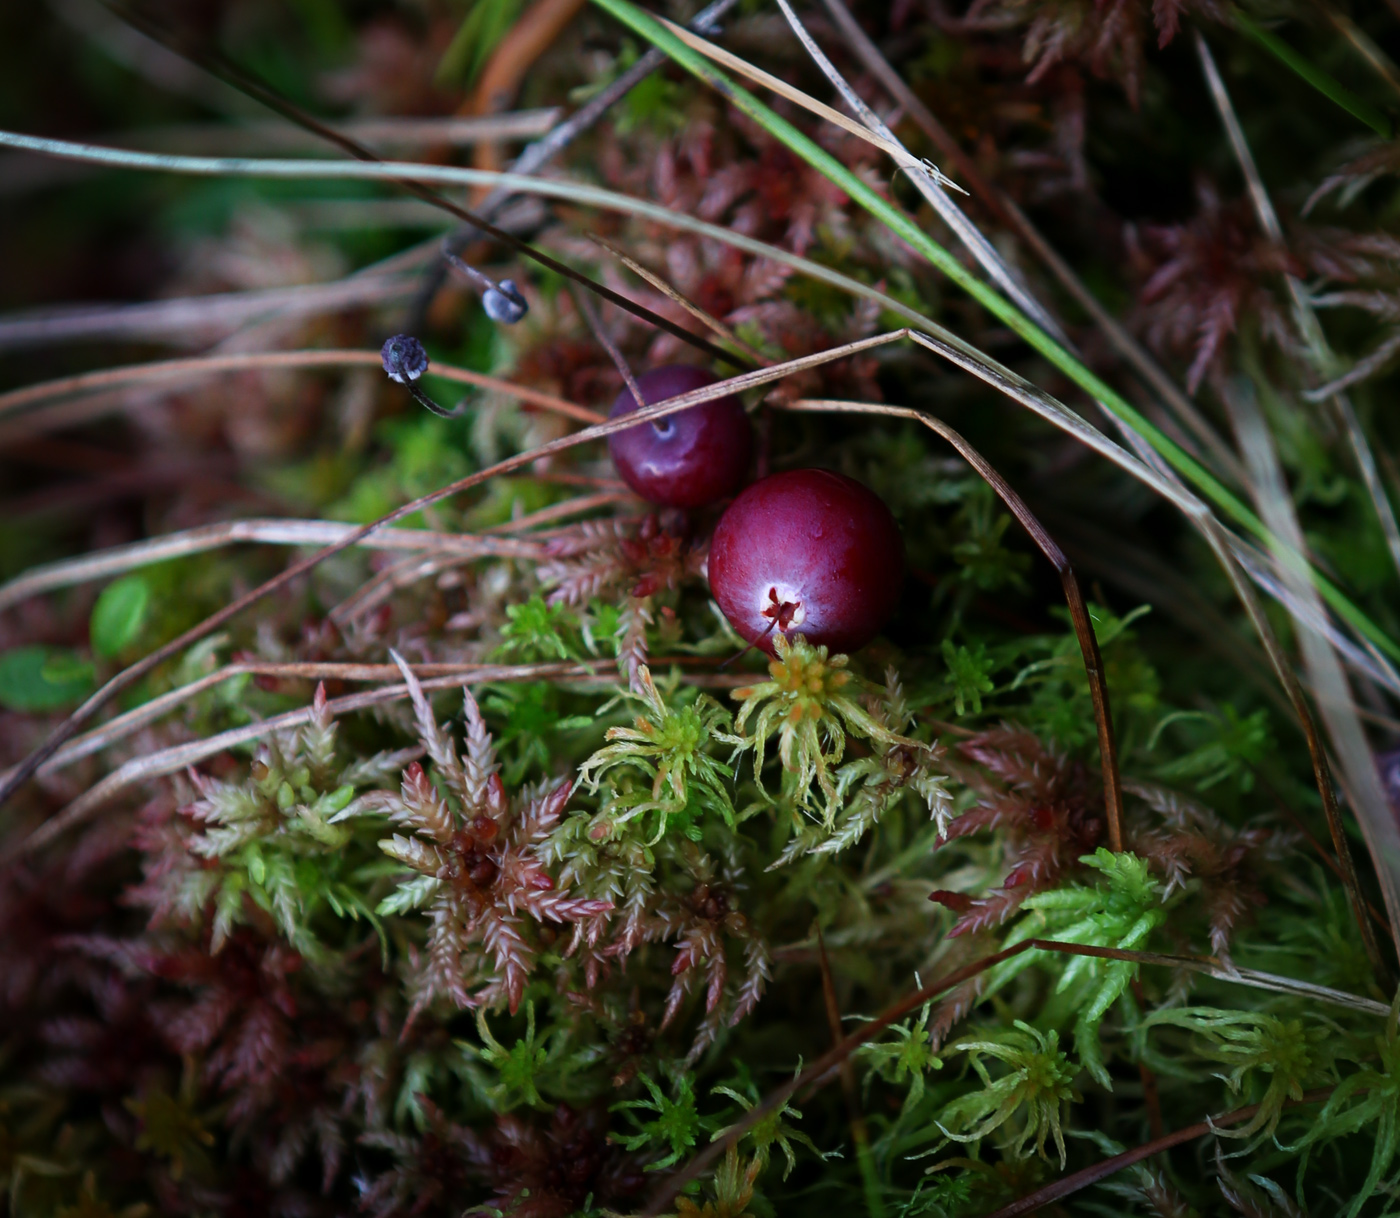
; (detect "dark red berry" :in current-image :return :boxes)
[607,365,752,509]
[708,469,904,655]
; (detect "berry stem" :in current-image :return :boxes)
[572,283,646,411]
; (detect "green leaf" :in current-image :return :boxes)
[0,645,96,711]
[377,874,442,916]
[90,574,151,658]
[436,0,523,88]
[588,0,1400,669]
[941,638,995,716]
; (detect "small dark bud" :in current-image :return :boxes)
[380,334,429,384]
[482,279,528,325]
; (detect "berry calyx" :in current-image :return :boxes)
[607,365,752,509]
[708,469,904,655]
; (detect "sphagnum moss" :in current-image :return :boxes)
[4,1,1400,1215]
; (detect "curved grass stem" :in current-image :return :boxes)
[0,123,1390,672]
[587,0,1400,667]
[0,347,603,425]
[642,936,1376,1214]
[0,333,903,813]
[783,397,1124,851]
[983,1086,1337,1218]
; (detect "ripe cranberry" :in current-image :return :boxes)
[607,365,752,509]
[708,469,903,655]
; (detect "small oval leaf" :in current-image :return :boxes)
[0,646,96,712]
[91,575,151,658]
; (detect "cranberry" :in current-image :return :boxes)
[708,469,904,655]
[607,365,752,509]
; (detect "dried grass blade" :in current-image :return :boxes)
[587,234,770,364]
[0,278,416,353]
[1087,368,1396,971]
[0,520,547,612]
[656,16,946,181]
[591,0,1400,666]
[769,0,1062,341]
[1197,32,1400,584]
[5,656,753,859]
[786,397,1123,850]
[0,347,603,425]
[1,656,740,792]
[818,0,1244,485]
[0,331,905,812]
[1222,377,1398,983]
[5,662,575,861]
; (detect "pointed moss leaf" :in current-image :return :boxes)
[0,645,96,711]
[90,574,151,658]
[377,874,442,916]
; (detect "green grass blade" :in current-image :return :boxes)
[588,0,1400,664]
[1234,9,1393,139]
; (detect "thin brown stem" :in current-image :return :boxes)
[110,3,751,374]
[571,283,646,410]
[817,0,1246,488]
[0,348,604,425]
[0,332,904,814]
[641,937,1371,1214]
[784,396,1123,851]
[983,1087,1335,1218]
[587,234,772,366]
[816,925,872,1161]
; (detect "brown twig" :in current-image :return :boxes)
[571,282,646,411]
[817,0,1246,488]
[983,1087,1336,1218]
[0,348,604,426]
[783,396,1124,851]
[815,925,874,1179]
[587,234,772,366]
[107,3,750,374]
[641,938,1373,1213]
[0,332,903,814]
